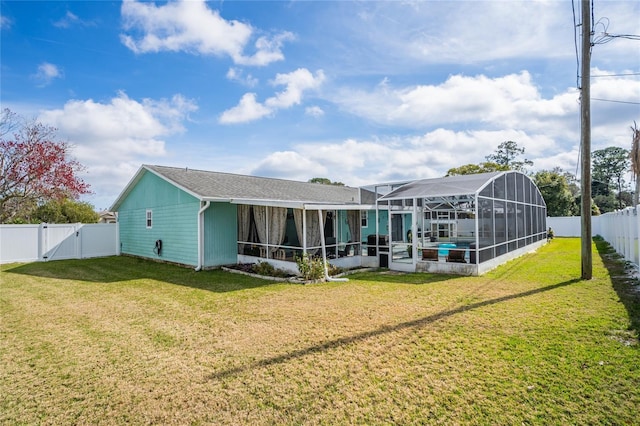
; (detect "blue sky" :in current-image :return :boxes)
[1,0,639,210]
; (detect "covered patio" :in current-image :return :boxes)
[378,171,548,275]
[235,202,375,273]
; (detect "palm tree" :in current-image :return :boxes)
[631,122,640,206]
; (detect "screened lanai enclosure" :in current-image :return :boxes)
[236,205,368,272]
[378,171,548,275]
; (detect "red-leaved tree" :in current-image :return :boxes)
[0,109,91,223]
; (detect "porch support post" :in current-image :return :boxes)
[302,207,307,254]
[412,198,418,266]
[266,206,270,259]
[474,196,479,265]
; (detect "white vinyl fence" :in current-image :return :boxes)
[0,223,119,264]
[597,206,640,267]
[547,205,640,267]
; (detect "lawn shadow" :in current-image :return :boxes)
[2,256,278,293]
[208,276,582,380]
[593,237,640,339]
[347,270,462,285]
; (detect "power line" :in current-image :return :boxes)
[592,72,640,77]
[592,98,640,105]
[572,0,581,90]
[593,17,640,44]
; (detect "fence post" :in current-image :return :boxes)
[75,223,82,259]
[38,223,46,261]
[636,205,640,266]
[116,220,121,256]
[626,208,631,263]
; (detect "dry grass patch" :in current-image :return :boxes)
[1,238,638,424]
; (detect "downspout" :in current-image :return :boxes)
[195,201,211,271]
[318,209,348,282]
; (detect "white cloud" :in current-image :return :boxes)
[53,11,95,28]
[226,67,258,87]
[31,62,63,87]
[251,151,328,180]
[120,0,292,66]
[266,68,326,109]
[332,72,545,128]
[219,93,271,124]
[220,68,325,124]
[315,1,638,77]
[38,92,197,207]
[329,70,638,155]
[0,15,12,30]
[239,32,295,67]
[305,106,324,117]
[252,126,582,187]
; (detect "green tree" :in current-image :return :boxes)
[308,177,345,186]
[446,162,510,176]
[32,199,99,223]
[485,140,533,172]
[592,146,630,211]
[533,169,579,217]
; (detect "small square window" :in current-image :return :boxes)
[146,210,153,228]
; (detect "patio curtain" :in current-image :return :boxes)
[294,209,325,255]
[253,206,288,253]
[253,206,267,246]
[268,207,287,253]
[237,205,251,252]
[347,210,361,244]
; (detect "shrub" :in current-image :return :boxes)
[295,253,326,281]
[252,261,275,276]
[251,261,290,278]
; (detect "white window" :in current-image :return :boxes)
[146,210,153,228]
[361,210,368,227]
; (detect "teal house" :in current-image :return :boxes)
[110,165,380,273]
[111,166,546,275]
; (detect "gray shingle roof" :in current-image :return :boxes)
[145,165,361,205]
[381,172,503,200]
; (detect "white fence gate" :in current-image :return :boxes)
[0,223,119,264]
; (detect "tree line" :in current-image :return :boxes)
[447,140,638,216]
[2,108,638,224]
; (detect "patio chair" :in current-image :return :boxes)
[446,250,466,263]
[422,248,439,261]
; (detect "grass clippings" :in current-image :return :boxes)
[1,238,638,424]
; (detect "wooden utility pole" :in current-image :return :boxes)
[580,0,592,279]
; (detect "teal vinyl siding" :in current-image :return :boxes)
[361,210,389,241]
[118,171,200,266]
[203,203,238,267]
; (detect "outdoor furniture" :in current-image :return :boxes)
[446,250,467,263]
[422,248,439,261]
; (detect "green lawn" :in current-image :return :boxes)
[1,238,638,425]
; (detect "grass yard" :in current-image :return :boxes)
[1,238,638,425]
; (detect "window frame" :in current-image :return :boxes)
[146,210,153,229]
